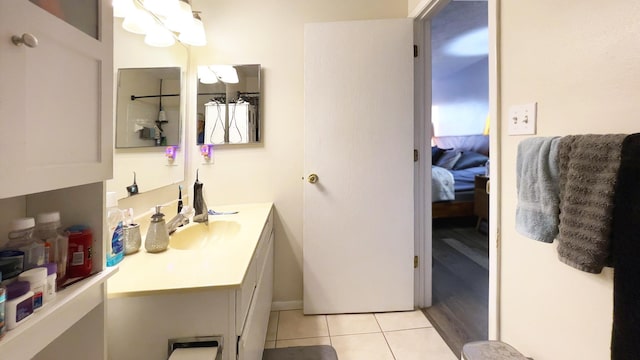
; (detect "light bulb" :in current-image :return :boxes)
[143,0,179,18]
[178,16,207,46]
[198,66,218,84]
[164,1,194,32]
[113,0,135,18]
[144,23,175,47]
[122,8,154,34]
[211,65,239,84]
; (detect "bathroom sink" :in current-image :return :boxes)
[169,220,241,250]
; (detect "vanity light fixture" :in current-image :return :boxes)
[113,0,207,47]
[197,65,239,84]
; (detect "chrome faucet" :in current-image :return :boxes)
[167,206,194,235]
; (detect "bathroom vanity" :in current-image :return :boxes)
[107,203,274,360]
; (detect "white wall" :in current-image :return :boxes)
[188,0,407,304]
[432,57,488,136]
[499,1,640,359]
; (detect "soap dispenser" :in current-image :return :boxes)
[145,206,170,253]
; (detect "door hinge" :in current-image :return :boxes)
[413,45,419,58]
[414,255,419,268]
[414,149,419,162]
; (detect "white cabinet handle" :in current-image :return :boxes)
[12,33,38,48]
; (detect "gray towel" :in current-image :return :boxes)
[557,134,626,273]
[515,137,561,243]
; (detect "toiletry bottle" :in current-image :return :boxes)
[66,225,93,279]
[145,206,170,253]
[106,192,124,267]
[34,212,68,286]
[5,281,34,330]
[17,267,46,312]
[122,208,141,255]
[43,263,57,304]
[3,218,44,271]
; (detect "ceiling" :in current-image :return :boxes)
[431,0,488,80]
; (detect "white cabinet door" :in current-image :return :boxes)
[0,1,112,198]
[303,19,414,314]
[238,231,274,360]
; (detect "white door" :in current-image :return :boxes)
[303,19,414,314]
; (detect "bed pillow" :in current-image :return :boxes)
[434,149,462,169]
[452,151,489,170]
[431,146,447,163]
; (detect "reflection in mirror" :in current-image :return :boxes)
[116,67,182,148]
[197,64,261,145]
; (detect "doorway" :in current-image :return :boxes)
[413,0,498,357]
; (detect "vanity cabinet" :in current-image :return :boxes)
[107,204,274,360]
[0,1,113,198]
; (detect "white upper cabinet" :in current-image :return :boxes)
[0,1,113,199]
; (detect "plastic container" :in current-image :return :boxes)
[66,225,93,279]
[18,267,46,312]
[123,223,141,255]
[106,192,124,267]
[5,281,34,330]
[34,212,68,286]
[4,218,45,270]
[43,263,57,304]
[0,250,25,280]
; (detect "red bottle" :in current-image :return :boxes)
[65,225,93,279]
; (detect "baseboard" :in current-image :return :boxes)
[271,300,303,311]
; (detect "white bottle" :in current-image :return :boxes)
[18,267,47,312]
[35,212,68,285]
[4,218,45,271]
[106,192,124,267]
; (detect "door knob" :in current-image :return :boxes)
[12,33,38,48]
[308,174,319,184]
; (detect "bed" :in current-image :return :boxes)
[431,135,489,219]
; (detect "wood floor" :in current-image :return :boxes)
[423,217,489,359]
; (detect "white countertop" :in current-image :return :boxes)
[107,203,273,298]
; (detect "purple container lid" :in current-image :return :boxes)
[43,263,57,275]
[0,250,24,257]
[6,280,30,300]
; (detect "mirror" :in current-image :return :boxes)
[116,67,182,148]
[196,64,261,145]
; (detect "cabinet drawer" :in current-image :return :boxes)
[254,212,273,282]
[238,232,274,360]
[236,259,257,335]
[235,209,273,335]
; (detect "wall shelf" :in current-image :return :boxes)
[0,267,118,360]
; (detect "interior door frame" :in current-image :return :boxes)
[410,0,501,340]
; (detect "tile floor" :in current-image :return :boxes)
[264,309,457,360]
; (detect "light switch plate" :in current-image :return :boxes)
[508,102,537,135]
